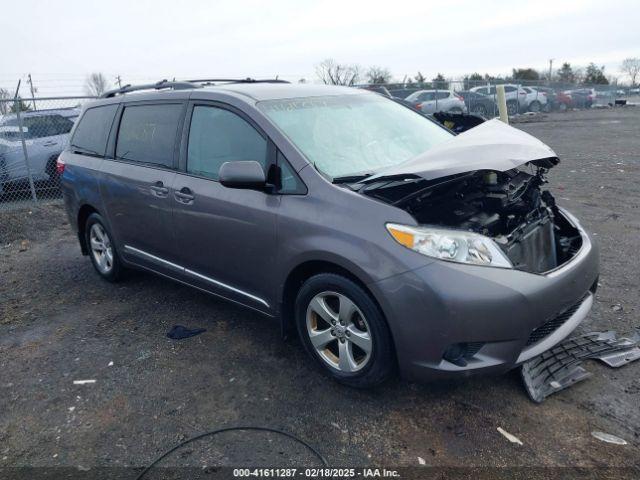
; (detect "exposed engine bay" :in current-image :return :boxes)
[359,165,583,273]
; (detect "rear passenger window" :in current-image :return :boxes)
[187,106,267,180]
[71,105,118,155]
[116,104,182,167]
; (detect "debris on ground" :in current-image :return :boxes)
[166,325,207,340]
[497,427,523,446]
[591,431,628,445]
[72,380,96,385]
[521,329,640,403]
[417,456,426,465]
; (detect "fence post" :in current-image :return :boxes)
[14,99,38,203]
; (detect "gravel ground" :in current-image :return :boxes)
[1,107,639,475]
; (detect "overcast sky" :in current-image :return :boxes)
[3,0,639,96]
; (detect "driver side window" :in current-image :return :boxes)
[187,106,267,180]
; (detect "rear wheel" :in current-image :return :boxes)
[85,213,123,282]
[528,100,541,113]
[295,273,394,388]
[506,100,518,116]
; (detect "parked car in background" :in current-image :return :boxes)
[456,90,497,117]
[387,87,420,99]
[530,86,556,111]
[521,87,548,112]
[470,84,528,115]
[405,90,467,114]
[566,89,593,108]
[0,107,80,195]
[555,90,573,111]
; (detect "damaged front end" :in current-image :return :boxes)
[355,120,584,274]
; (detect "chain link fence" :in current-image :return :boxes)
[0,96,96,211]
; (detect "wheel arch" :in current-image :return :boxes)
[280,259,387,339]
[77,204,100,255]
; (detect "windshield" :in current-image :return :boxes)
[258,94,453,179]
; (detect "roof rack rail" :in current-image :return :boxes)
[101,79,198,98]
[185,78,290,85]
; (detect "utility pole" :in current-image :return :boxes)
[27,73,37,110]
[115,75,123,88]
[548,59,554,85]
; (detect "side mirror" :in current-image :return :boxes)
[219,161,266,189]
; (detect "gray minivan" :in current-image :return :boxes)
[59,80,599,387]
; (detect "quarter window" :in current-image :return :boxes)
[187,106,267,180]
[71,105,118,155]
[116,104,183,167]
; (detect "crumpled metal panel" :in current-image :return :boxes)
[521,329,640,403]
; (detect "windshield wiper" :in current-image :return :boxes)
[332,172,375,184]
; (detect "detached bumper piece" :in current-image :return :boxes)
[521,329,640,403]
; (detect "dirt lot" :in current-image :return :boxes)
[1,107,639,474]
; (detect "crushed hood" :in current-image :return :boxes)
[365,118,559,182]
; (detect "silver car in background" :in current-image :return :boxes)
[0,107,79,194]
[405,90,468,114]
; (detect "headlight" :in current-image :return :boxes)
[386,223,513,268]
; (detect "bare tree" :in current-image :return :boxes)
[621,58,640,86]
[366,66,392,84]
[85,72,110,96]
[0,87,10,114]
[315,59,361,86]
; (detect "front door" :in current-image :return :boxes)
[172,103,279,313]
[100,102,185,273]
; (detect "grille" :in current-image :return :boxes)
[526,293,589,346]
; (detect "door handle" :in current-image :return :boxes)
[174,187,194,204]
[150,181,169,197]
[43,141,58,147]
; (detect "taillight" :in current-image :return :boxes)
[455,95,463,101]
[415,103,423,109]
[56,157,65,175]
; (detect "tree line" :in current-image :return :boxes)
[314,58,640,87]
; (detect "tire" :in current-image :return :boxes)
[471,104,487,117]
[558,102,568,112]
[506,100,518,116]
[294,273,394,388]
[528,100,541,113]
[85,213,123,282]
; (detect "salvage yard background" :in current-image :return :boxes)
[1,106,639,470]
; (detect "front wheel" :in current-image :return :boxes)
[295,273,394,388]
[528,100,541,113]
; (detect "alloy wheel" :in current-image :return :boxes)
[306,291,372,372]
[89,223,114,274]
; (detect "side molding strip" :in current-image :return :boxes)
[123,245,269,308]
